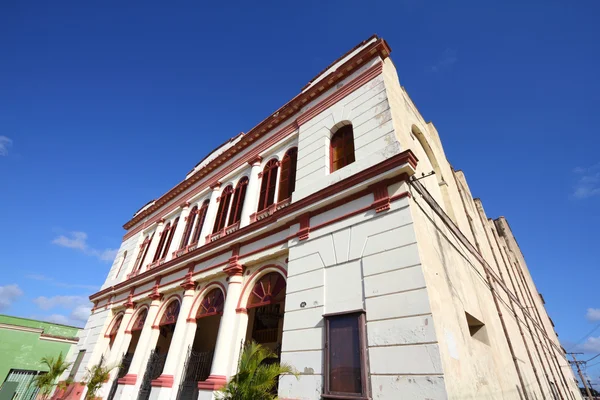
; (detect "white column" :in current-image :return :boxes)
[145,220,166,268]
[240,156,263,227]
[118,289,162,398]
[200,182,222,243]
[149,277,196,398]
[166,202,192,261]
[198,263,244,392]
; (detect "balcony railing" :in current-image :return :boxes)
[205,221,241,244]
[250,197,291,223]
[147,258,166,270]
[173,242,199,259]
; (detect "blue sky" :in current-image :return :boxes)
[1,0,599,384]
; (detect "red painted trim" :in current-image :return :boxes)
[91,154,416,302]
[236,307,248,314]
[124,304,149,332]
[298,214,310,241]
[187,281,227,320]
[236,265,287,310]
[198,375,227,391]
[151,374,174,388]
[123,49,389,234]
[118,374,137,385]
[370,181,390,213]
[103,312,124,338]
[151,294,182,328]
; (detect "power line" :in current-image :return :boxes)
[587,353,600,363]
[568,322,600,351]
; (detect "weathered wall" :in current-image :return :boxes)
[0,316,79,383]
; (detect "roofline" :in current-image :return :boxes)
[123,35,392,231]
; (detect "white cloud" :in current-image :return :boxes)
[33,295,89,310]
[572,163,600,199]
[45,314,71,325]
[0,284,23,311]
[587,308,600,322]
[580,336,600,353]
[70,305,92,322]
[430,48,458,72]
[25,274,98,291]
[52,231,118,262]
[0,136,12,156]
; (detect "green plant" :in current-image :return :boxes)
[83,360,118,400]
[218,341,298,400]
[32,352,72,399]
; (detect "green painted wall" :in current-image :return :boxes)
[0,315,80,384]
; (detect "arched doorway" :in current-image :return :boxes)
[138,298,180,400]
[244,271,286,361]
[176,287,224,400]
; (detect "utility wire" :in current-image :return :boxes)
[586,352,600,363]
[568,322,600,351]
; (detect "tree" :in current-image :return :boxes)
[218,341,298,400]
[83,359,117,400]
[32,352,71,399]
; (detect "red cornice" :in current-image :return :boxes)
[90,149,417,302]
[122,37,391,232]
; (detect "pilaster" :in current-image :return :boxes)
[240,156,263,227]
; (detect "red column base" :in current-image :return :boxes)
[151,374,174,388]
[198,375,227,390]
[117,374,137,385]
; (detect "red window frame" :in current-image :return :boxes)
[330,124,356,173]
[179,206,197,249]
[159,300,181,326]
[132,234,153,273]
[191,200,210,243]
[213,185,233,233]
[323,311,369,399]
[196,288,225,319]
[152,222,171,262]
[247,272,286,309]
[228,177,249,225]
[258,159,279,211]
[160,217,178,259]
[278,147,298,202]
[115,250,128,279]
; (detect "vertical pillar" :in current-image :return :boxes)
[150,270,197,397]
[240,156,262,227]
[145,220,166,268]
[198,258,245,392]
[201,182,222,242]
[118,285,162,398]
[166,202,192,261]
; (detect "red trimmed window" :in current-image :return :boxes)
[179,206,197,249]
[228,177,249,225]
[278,147,298,202]
[330,124,355,172]
[258,159,279,211]
[196,288,225,319]
[160,300,181,326]
[324,312,369,398]
[248,272,286,309]
[152,222,171,262]
[108,315,123,349]
[132,234,153,273]
[115,250,128,279]
[132,309,148,332]
[160,217,178,259]
[191,200,209,243]
[213,185,233,233]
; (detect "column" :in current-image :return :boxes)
[99,298,136,397]
[197,261,245,394]
[149,274,197,398]
[145,220,166,268]
[166,202,192,261]
[118,288,162,398]
[200,182,222,243]
[240,156,262,227]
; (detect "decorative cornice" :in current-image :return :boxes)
[39,334,79,344]
[148,284,162,301]
[122,36,391,232]
[0,323,44,334]
[248,155,262,167]
[209,181,222,190]
[180,271,195,291]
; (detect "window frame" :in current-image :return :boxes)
[323,311,369,400]
[330,124,356,173]
[132,233,153,274]
[278,147,298,202]
[179,206,198,249]
[160,217,178,259]
[228,176,249,225]
[257,159,279,211]
[213,185,233,233]
[191,200,209,243]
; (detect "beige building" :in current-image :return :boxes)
[61,36,580,400]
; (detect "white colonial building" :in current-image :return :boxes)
[59,36,581,400]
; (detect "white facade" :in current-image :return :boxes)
[59,36,580,400]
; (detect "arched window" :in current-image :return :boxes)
[115,251,128,279]
[248,272,286,309]
[132,234,153,274]
[229,177,249,225]
[258,159,279,211]
[153,222,171,262]
[330,124,355,172]
[107,314,123,348]
[131,308,148,332]
[213,186,233,233]
[160,300,181,326]
[278,148,298,201]
[196,288,225,319]
[179,206,197,249]
[160,217,178,259]
[191,200,210,243]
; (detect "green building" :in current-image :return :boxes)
[0,315,80,400]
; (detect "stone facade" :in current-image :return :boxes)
[61,36,581,400]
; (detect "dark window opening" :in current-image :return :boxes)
[278,148,298,202]
[330,124,355,172]
[229,177,249,225]
[258,159,279,211]
[213,186,233,233]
